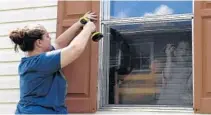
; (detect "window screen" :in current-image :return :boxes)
[107,20,193,107]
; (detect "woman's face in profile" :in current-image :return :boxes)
[174,41,191,60]
[35,25,52,52]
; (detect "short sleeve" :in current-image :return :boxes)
[35,49,61,73]
[50,45,56,51]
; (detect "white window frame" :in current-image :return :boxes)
[98,0,194,112]
[132,41,154,73]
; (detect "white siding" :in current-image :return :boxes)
[0,33,56,49]
[0,20,57,37]
[0,1,58,113]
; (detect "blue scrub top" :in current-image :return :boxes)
[15,47,68,114]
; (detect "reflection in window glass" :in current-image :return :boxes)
[110,1,192,18]
[108,21,193,107]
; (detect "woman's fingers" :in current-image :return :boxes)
[86,11,91,14]
[90,12,95,15]
[88,14,98,21]
[83,11,98,21]
[90,15,98,21]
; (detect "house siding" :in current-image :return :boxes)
[0,1,58,113]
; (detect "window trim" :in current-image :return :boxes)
[132,41,154,73]
[98,0,111,109]
[98,0,194,112]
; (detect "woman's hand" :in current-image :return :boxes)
[83,11,98,22]
[84,21,96,33]
[165,44,175,57]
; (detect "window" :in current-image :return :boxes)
[99,1,193,108]
[110,1,192,18]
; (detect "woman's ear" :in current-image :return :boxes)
[35,39,42,48]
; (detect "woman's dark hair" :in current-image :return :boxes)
[9,24,46,52]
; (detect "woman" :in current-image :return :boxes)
[157,41,193,106]
[9,12,97,114]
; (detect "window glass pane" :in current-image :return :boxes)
[107,20,193,106]
[110,1,192,18]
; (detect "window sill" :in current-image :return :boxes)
[97,106,193,114]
